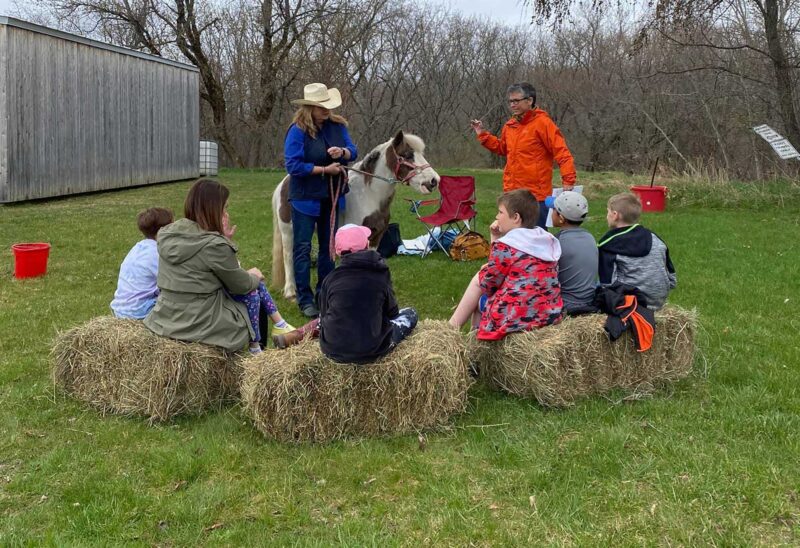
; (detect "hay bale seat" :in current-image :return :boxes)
[52,316,242,423]
[469,306,698,408]
[240,320,473,443]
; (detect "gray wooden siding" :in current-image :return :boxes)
[0,18,199,203]
[0,25,8,203]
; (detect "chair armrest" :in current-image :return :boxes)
[404,199,440,206]
[455,199,478,224]
[406,198,441,215]
[457,199,477,210]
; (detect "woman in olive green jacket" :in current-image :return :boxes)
[144,180,264,352]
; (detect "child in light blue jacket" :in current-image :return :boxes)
[110,208,174,319]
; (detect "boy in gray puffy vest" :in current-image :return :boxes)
[549,191,598,315]
[598,192,676,310]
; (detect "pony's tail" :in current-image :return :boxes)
[271,192,285,291]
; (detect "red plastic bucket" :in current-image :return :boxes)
[12,243,51,279]
[631,185,668,212]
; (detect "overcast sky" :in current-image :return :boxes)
[1,0,533,26]
[429,0,532,25]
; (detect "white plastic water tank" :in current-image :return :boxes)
[199,141,219,176]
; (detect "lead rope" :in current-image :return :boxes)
[343,165,401,185]
[327,171,346,258]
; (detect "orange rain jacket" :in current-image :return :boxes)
[478,108,577,201]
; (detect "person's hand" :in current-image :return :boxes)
[470,119,485,134]
[248,267,264,280]
[222,211,237,239]
[327,146,346,160]
[489,221,502,242]
[322,162,342,175]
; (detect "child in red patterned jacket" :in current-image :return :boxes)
[449,189,563,340]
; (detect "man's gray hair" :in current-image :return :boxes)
[507,82,536,105]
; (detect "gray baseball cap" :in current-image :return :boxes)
[553,191,589,222]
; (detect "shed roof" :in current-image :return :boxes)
[0,16,199,72]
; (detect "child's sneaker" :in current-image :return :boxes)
[272,322,296,336]
[249,345,263,355]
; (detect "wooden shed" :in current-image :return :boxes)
[0,17,200,203]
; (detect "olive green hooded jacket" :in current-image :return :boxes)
[144,218,260,351]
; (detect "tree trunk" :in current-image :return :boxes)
[206,88,243,168]
[174,0,244,167]
[762,0,800,147]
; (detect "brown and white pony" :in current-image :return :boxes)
[271,130,440,300]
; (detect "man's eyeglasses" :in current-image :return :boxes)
[508,97,531,105]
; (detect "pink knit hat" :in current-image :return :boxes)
[335,224,371,255]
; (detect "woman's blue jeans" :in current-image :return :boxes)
[291,201,337,310]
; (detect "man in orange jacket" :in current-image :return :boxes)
[471,82,577,229]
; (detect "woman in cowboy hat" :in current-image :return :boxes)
[284,83,358,318]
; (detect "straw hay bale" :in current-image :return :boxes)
[469,306,697,407]
[240,320,472,443]
[52,316,242,422]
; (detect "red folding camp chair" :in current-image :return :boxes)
[406,175,477,258]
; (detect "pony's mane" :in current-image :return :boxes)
[355,149,380,174]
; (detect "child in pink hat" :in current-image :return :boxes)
[334,223,371,255]
[273,224,417,362]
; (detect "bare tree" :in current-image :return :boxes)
[34,0,336,166]
[18,0,800,177]
[525,0,800,147]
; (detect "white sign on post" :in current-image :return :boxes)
[752,124,800,160]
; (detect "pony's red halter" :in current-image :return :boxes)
[391,146,431,184]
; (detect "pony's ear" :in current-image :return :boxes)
[391,130,405,148]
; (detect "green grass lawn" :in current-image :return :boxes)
[1,168,798,545]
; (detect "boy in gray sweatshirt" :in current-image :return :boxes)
[550,191,599,315]
[598,192,676,310]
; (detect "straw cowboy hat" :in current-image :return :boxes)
[291,83,342,109]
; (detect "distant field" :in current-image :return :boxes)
[1,168,798,545]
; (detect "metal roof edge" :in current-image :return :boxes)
[0,16,199,72]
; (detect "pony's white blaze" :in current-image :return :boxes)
[404,135,439,194]
[271,131,439,300]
